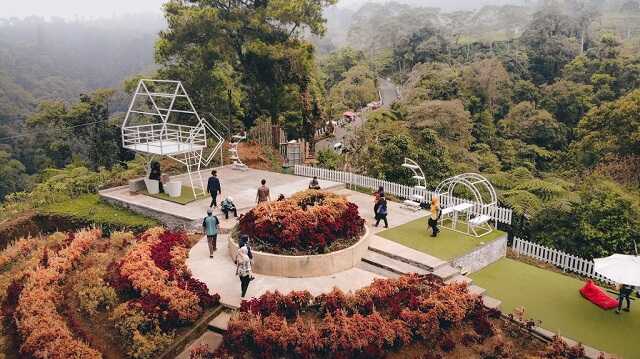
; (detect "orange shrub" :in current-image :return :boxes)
[118,227,201,321]
[15,228,102,359]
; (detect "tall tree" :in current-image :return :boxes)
[155,0,336,129]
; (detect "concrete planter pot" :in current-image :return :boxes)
[228,226,371,278]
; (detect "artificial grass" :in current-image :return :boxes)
[142,185,208,205]
[41,194,159,232]
[470,258,640,358]
[377,217,505,260]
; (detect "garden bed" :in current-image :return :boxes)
[238,190,365,255]
[228,226,371,277]
[191,274,587,359]
[0,227,220,359]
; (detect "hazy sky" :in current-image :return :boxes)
[2,0,168,19]
[2,0,519,19]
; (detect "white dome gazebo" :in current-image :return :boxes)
[121,79,224,199]
[435,173,497,237]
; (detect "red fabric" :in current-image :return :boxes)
[579,280,618,310]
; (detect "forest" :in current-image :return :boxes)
[0,0,639,260]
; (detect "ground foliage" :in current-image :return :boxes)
[238,190,365,254]
[0,227,219,359]
[191,274,587,359]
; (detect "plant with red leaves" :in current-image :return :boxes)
[238,190,365,254]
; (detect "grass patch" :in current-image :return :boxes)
[377,217,504,260]
[41,194,159,233]
[142,185,208,205]
[470,258,640,358]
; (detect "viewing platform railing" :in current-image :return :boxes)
[122,123,206,155]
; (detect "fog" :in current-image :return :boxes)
[3,0,527,19]
[2,0,167,19]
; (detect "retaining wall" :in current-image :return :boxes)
[451,234,507,273]
[227,227,371,278]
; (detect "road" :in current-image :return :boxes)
[316,78,400,152]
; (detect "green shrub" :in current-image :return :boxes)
[41,194,159,234]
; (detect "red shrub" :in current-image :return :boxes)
[238,190,365,253]
[217,274,481,358]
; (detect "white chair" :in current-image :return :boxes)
[166,181,182,198]
[469,215,493,237]
[144,179,160,194]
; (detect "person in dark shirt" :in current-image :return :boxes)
[149,161,164,193]
[616,283,634,314]
[207,170,222,208]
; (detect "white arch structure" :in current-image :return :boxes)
[435,173,497,237]
[121,79,224,199]
[401,158,427,208]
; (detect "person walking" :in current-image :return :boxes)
[235,245,253,298]
[616,283,633,314]
[202,208,219,258]
[239,234,253,260]
[428,195,441,237]
[256,179,271,203]
[374,193,389,228]
[221,196,238,219]
[373,186,384,217]
[207,170,222,208]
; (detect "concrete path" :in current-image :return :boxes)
[100,166,342,223]
[187,233,382,308]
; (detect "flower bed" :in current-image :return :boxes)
[111,227,220,324]
[238,190,365,255]
[15,228,102,359]
[196,274,587,359]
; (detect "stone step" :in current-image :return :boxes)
[468,285,486,296]
[445,274,473,285]
[356,261,401,278]
[361,251,430,276]
[432,264,460,281]
[482,295,502,310]
[368,236,448,271]
[208,309,233,333]
[175,331,223,359]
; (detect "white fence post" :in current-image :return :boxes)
[510,237,611,284]
[292,164,513,226]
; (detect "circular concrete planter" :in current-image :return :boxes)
[227,226,371,278]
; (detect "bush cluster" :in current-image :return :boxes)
[107,227,220,358]
[220,274,480,358]
[14,229,102,359]
[238,190,365,254]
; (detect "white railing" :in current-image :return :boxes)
[122,123,206,155]
[294,165,513,225]
[512,238,613,284]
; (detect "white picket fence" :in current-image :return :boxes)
[294,165,513,225]
[512,238,613,284]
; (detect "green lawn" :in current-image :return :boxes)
[470,258,640,358]
[143,185,208,205]
[42,194,159,232]
[377,217,505,260]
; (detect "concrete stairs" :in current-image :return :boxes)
[362,234,502,310]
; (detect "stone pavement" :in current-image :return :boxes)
[187,233,383,308]
[99,166,343,228]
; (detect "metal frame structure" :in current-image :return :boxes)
[229,133,248,171]
[401,158,426,204]
[435,173,497,237]
[121,79,224,199]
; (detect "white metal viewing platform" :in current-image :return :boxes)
[121,79,224,198]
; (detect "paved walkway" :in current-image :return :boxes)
[186,183,431,307]
[188,234,382,307]
[100,166,342,222]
